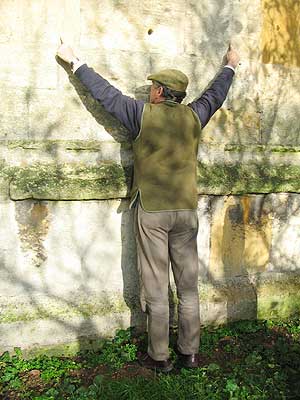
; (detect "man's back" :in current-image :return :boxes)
[131,101,202,211]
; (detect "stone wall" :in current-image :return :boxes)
[1,0,300,354]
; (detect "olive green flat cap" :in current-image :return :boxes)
[147,69,189,92]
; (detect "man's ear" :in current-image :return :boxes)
[157,86,164,97]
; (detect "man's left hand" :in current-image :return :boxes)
[226,43,240,69]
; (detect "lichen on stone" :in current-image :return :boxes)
[0,293,129,324]
[9,163,132,200]
[197,162,300,194]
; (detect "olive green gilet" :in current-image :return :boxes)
[130,101,202,212]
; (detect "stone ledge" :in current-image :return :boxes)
[5,163,132,200]
[1,161,300,200]
[2,140,300,200]
[197,163,300,195]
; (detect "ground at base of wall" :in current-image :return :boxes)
[1,319,300,400]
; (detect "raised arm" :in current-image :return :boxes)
[189,44,240,128]
[56,41,144,140]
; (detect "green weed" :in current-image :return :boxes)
[1,321,300,399]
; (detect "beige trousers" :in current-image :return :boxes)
[134,201,200,361]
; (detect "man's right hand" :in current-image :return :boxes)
[56,39,77,64]
[226,43,240,69]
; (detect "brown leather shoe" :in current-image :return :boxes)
[178,352,200,368]
[138,353,173,373]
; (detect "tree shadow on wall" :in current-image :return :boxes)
[56,57,147,333]
[220,198,258,322]
[201,191,300,325]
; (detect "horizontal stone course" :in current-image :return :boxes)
[2,159,300,201]
[1,271,300,354]
[2,140,300,201]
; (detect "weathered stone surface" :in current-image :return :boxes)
[2,147,300,200]
[198,162,300,195]
[209,195,272,280]
[260,65,300,145]
[0,86,30,139]
[200,272,300,325]
[0,313,131,355]
[3,159,300,200]
[8,163,130,200]
[268,193,300,272]
[1,0,299,147]
[261,0,300,68]
[0,177,9,201]
[0,44,58,90]
[2,140,132,167]
[0,199,136,295]
[1,0,300,355]
[0,193,300,352]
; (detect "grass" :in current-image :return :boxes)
[1,319,300,399]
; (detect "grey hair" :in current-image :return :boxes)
[153,81,186,103]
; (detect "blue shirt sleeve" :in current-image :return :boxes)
[75,64,145,140]
[188,67,235,128]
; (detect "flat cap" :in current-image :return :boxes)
[147,69,188,93]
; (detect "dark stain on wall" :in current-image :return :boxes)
[15,201,50,267]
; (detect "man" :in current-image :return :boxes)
[57,40,239,372]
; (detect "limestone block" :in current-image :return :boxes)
[198,143,300,167]
[77,49,152,96]
[2,140,132,168]
[0,44,57,90]
[27,85,129,141]
[200,107,234,144]
[230,98,261,144]
[268,193,300,272]
[0,0,21,43]
[201,272,300,324]
[0,199,134,296]
[230,0,262,38]
[227,62,262,145]
[0,178,9,201]
[260,65,300,145]
[0,201,22,286]
[197,162,300,195]
[257,273,300,320]
[9,163,130,200]
[197,196,211,279]
[261,0,300,68]
[0,313,131,355]
[140,0,187,17]
[209,195,272,280]
[0,0,80,45]
[5,156,300,202]
[80,0,185,55]
[27,88,92,140]
[184,1,233,56]
[200,277,258,324]
[0,86,29,139]
[42,200,126,293]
